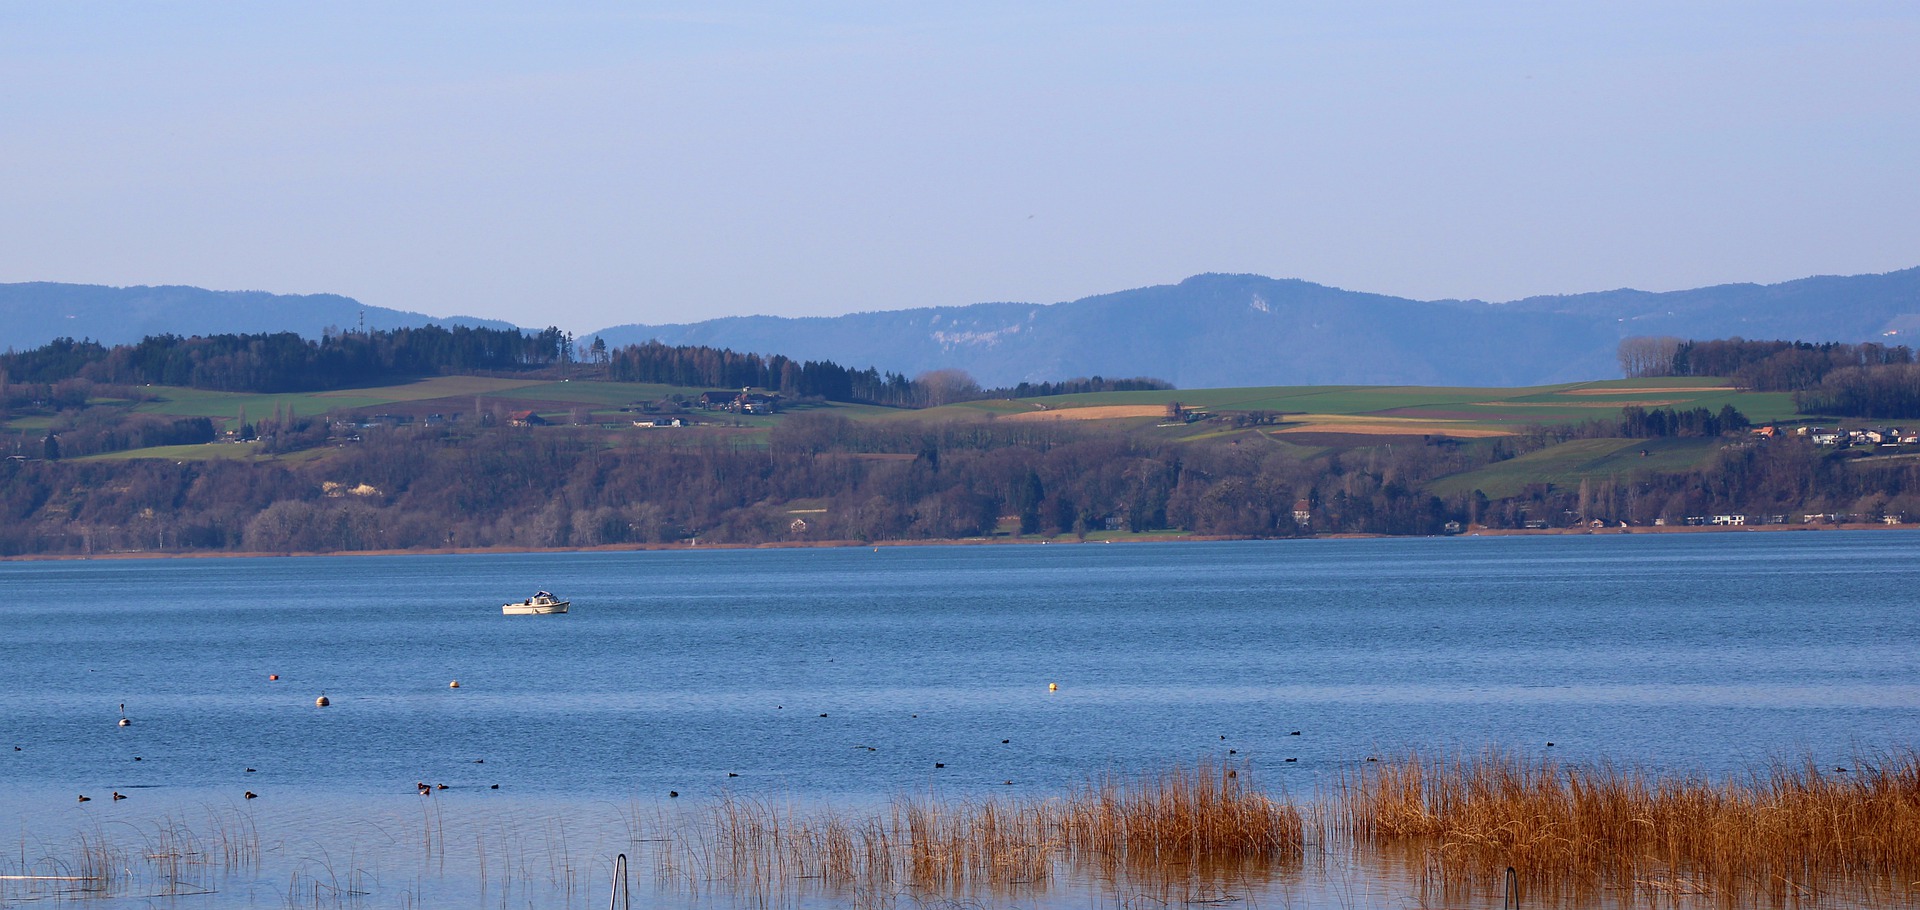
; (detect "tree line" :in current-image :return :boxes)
[1620,336,1917,391]
[0,326,570,392]
[3,329,1170,409]
[1620,336,1920,418]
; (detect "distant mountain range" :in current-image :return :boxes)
[0,283,516,351]
[588,266,1920,388]
[7,268,1919,387]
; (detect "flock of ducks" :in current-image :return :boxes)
[73,688,1716,808]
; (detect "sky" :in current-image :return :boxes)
[2,2,1916,332]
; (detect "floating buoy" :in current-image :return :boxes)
[118,718,130,727]
[269,674,279,681]
[315,695,330,707]
[1048,683,1057,692]
[449,680,460,688]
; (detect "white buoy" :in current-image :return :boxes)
[449,680,460,688]
[315,695,330,707]
[1048,682,1058,692]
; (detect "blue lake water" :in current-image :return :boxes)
[3,532,1918,907]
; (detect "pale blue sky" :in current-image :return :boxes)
[2,2,1915,331]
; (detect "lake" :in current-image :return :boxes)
[3,532,1917,907]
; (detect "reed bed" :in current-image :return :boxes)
[1061,761,1304,864]
[18,755,1920,908]
[1335,750,1920,905]
[672,762,1301,906]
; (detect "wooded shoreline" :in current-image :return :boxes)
[4,519,1908,563]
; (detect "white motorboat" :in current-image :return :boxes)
[503,591,569,615]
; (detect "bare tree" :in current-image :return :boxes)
[912,369,983,408]
[1618,336,1682,378]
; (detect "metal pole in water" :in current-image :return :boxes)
[1503,865,1519,909]
[608,853,629,910]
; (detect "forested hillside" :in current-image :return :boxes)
[5,324,1920,559]
[7,404,1919,558]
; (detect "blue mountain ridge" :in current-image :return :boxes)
[587,267,1920,388]
[0,282,517,351]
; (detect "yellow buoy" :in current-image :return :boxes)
[1048,682,1058,692]
[449,680,460,688]
[315,695,330,707]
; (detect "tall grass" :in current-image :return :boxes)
[1335,750,1920,905]
[671,761,1302,907]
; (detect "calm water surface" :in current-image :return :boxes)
[2,533,1917,907]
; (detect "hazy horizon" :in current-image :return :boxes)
[3,3,1915,331]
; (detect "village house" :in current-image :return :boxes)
[507,410,548,427]
[695,388,784,414]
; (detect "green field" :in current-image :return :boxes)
[97,375,1803,433]
[1425,437,1725,498]
[925,377,1799,434]
[27,373,1816,489]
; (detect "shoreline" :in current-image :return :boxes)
[2,520,1911,563]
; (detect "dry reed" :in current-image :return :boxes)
[677,761,1301,906]
[1335,750,1920,905]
